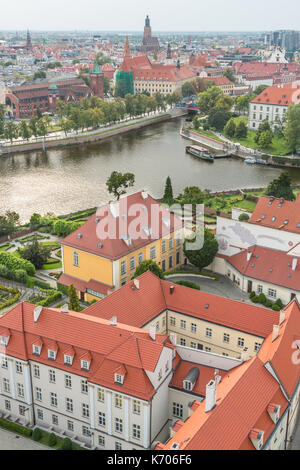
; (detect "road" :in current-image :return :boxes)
[0,428,50,450]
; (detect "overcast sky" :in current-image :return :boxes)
[0,0,298,32]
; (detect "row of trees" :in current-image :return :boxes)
[1,115,53,143]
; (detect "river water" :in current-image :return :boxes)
[1,117,300,222]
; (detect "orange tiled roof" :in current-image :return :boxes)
[249,195,300,234]
[251,82,300,106]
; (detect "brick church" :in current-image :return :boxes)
[5,62,104,119]
[141,15,160,54]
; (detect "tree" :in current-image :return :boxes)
[239,213,250,221]
[59,118,72,137]
[207,107,232,131]
[258,130,273,149]
[29,117,39,140]
[224,118,236,138]
[4,121,18,143]
[254,120,272,144]
[197,86,224,115]
[163,176,174,205]
[235,94,254,115]
[18,120,31,141]
[215,95,233,112]
[178,187,205,205]
[234,120,248,139]
[134,260,165,279]
[182,81,195,97]
[30,213,42,227]
[61,438,73,450]
[285,103,300,153]
[33,71,46,80]
[106,171,135,200]
[184,228,219,271]
[21,236,51,269]
[68,284,82,312]
[0,211,20,237]
[223,67,235,83]
[265,171,295,201]
[103,75,110,95]
[253,85,268,96]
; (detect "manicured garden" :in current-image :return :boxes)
[0,285,21,310]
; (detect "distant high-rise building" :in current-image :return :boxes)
[141,15,160,54]
[267,30,300,52]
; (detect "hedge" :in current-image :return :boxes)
[175,280,201,290]
[0,292,21,310]
[57,283,69,296]
[0,252,35,276]
[37,291,62,307]
[0,417,32,438]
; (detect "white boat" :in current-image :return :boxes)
[245,158,256,164]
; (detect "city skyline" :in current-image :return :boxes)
[0,0,299,32]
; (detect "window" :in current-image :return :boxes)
[238,337,244,348]
[3,378,10,393]
[35,387,42,401]
[81,360,90,371]
[156,321,160,332]
[165,361,169,373]
[73,252,79,267]
[121,261,126,275]
[133,424,141,440]
[115,418,123,433]
[19,405,26,416]
[158,368,162,381]
[162,240,166,253]
[205,347,211,352]
[98,412,106,427]
[98,388,105,402]
[115,394,122,408]
[115,442,122,450]
[257,285,263,294]
[191,342,196,349]
[169,256,173,269]
[1,356,8,369]
[180,320,186,330]
[66,398,73,413]
[176,252,180,265]
[268,288,277,299]
[37,409,43,420]
[52,415,58,426]
[5,400,11,411]
[133,400,141,414]
[206,328,212,338]
[98,435,105,446]
[150,246,156,259]
[82,403,90,418]
[130,256,135,271]
[49,369,56,383]
[65,375,72,389]
[115,374,124,385]
[223,333,230,343]
[50,392,58,407]
[191,323,197,333]
[254,342,262,352]
[81,380,88,394]
[33,364,40,378]
[17,383,24,398]
[170,316,176,327]
[184,381,192,391]
[16,361,23,374]
[169,238,174,250]
[138,252,143,265]
[180,338,186,346]
[173,402,183,418]
[64,355,73,366]
[33,345,41,356]
[82,426,90,437]
[67,420,74,432]
[48,350,56,361]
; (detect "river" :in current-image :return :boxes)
[1,117,300,222]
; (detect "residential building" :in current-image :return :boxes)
[58,192,184,301]
[248,82,300,130]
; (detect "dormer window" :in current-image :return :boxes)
[0,336,9,347]
[32,344,42,356]
[64,354,74,366]
[115,374,124,385]
[81,360,90,371]
[48,349,57,361]
[183,380,192,391]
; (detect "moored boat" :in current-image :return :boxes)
[186,145,214,162]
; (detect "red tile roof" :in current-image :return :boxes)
[249,195,300,234]
[58,273,114,295]
[0,301,169,400]
[226,245,300,292]
[251,82,300,106]
[61,192,183,260]
[84,271,280,338]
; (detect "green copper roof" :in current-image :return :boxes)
[91,62,103,74]
[49,83,58,90]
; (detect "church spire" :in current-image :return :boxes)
[26,29,33,50]
[124,36,131,58]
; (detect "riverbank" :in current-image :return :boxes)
[0,113,173,156]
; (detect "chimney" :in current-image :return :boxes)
[170,333,177,345]
[33,306,43,324]
[170,286,175,295]
[272,325,280,342]
[110,316,117,326]
[247,251,252,262]
[241,347,249,361]
[279,310,286,325]
[149,325,156,341]
[134,279,140,290]
[61,304,69,314]
[205,380,217,413]
[292,258,298,271]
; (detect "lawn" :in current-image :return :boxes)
[42,261,62,270]
[204,193,258,214]
[230,117,291,156]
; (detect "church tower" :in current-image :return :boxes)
[26,30,33,51]
[124,36,131,58]
[144,15,152,41]
[89,61,104,98]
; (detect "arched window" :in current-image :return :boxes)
[73,252,79,267]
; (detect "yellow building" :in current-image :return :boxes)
[59,192,184,302]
